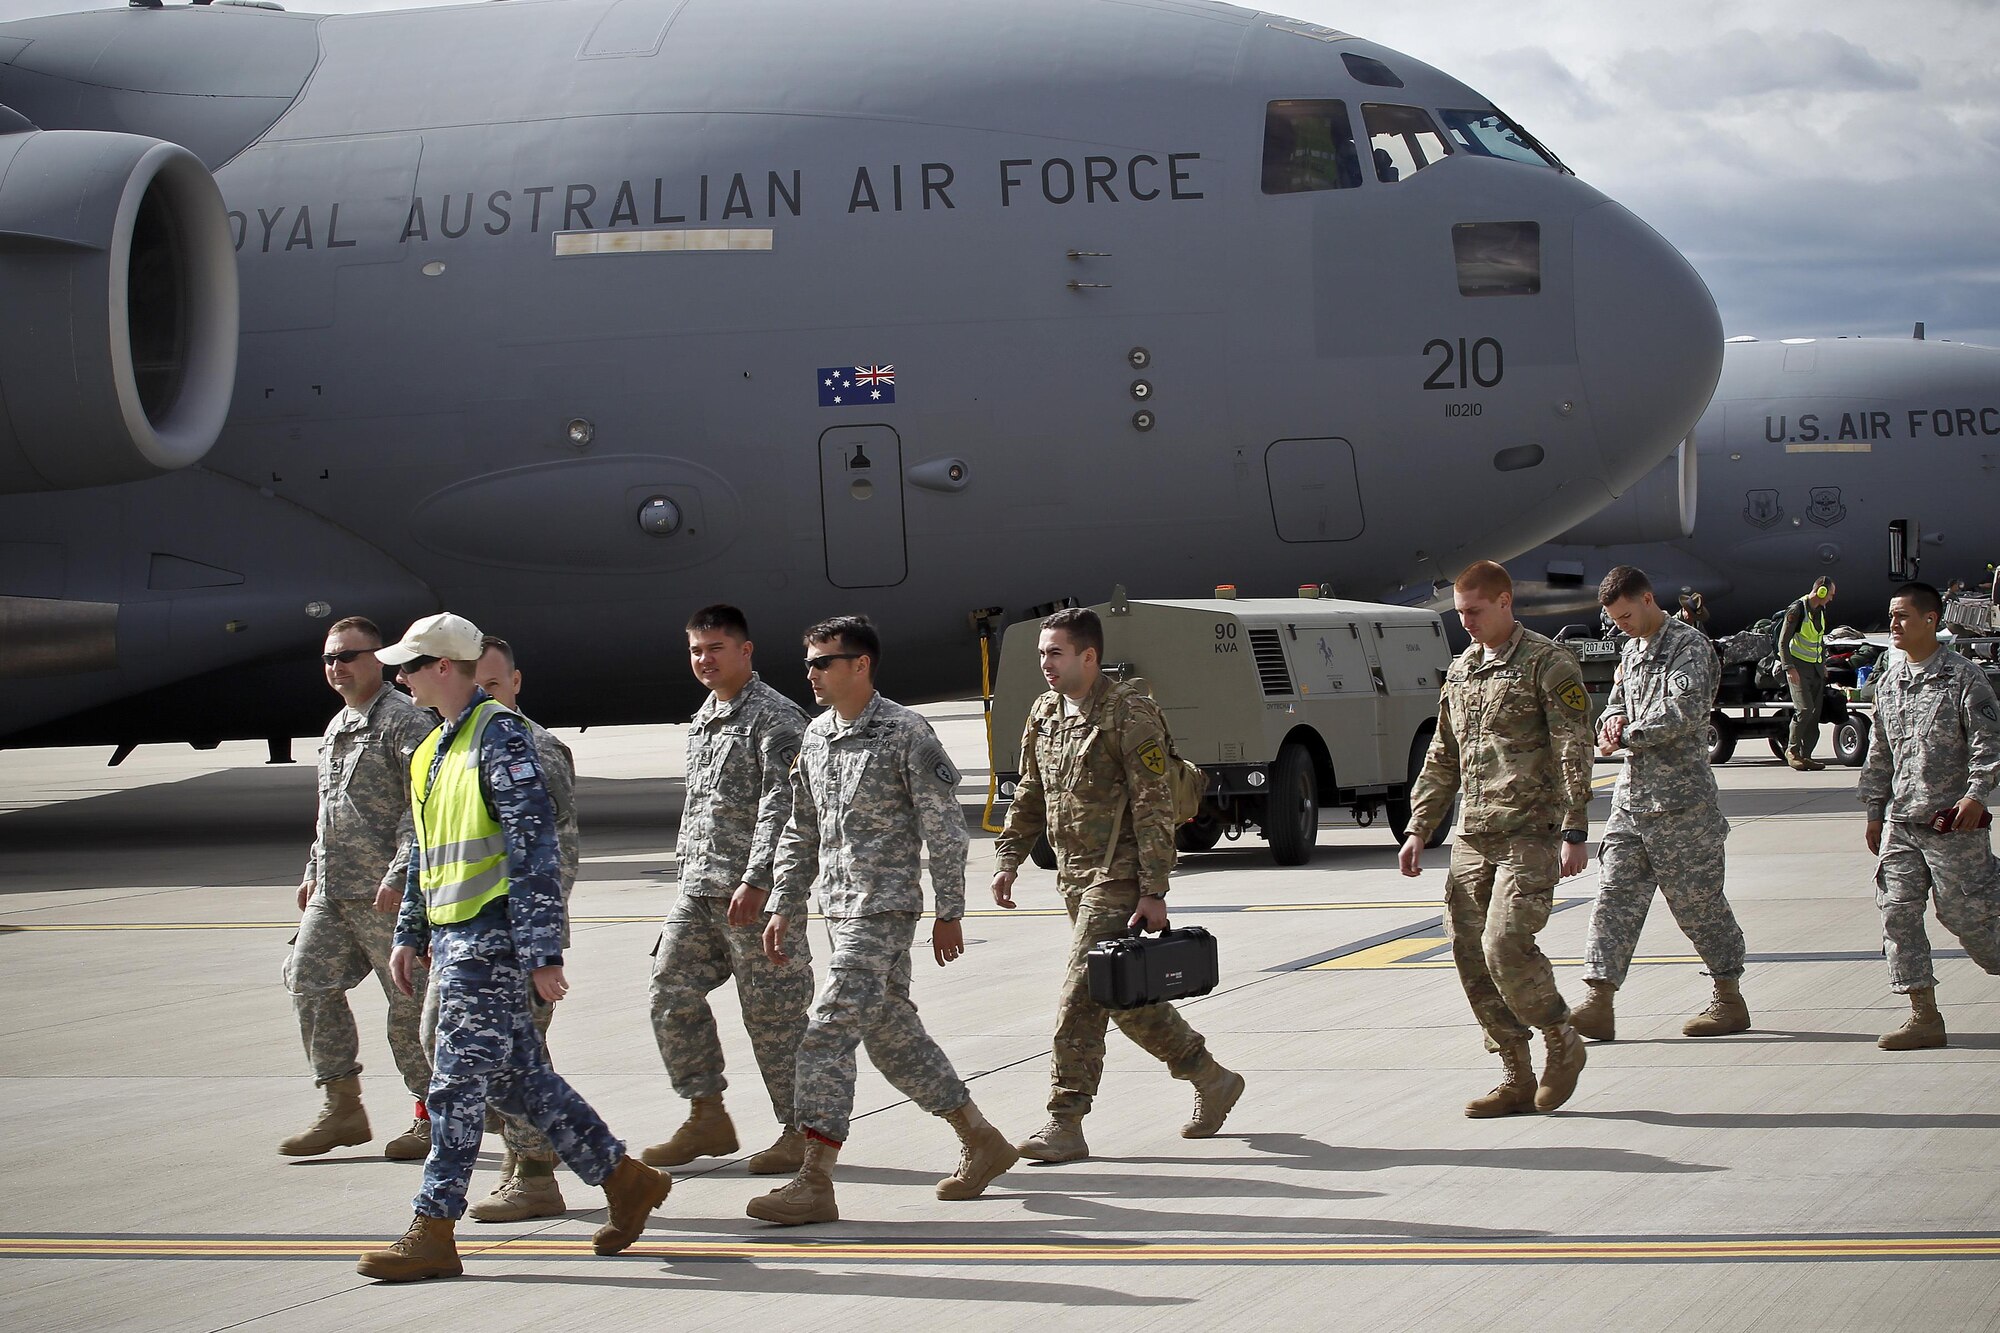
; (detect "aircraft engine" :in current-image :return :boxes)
[1554,436,1698,547]
[0,120,238,495]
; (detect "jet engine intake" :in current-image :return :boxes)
[1554,436,1697,547]
[0,124,238,495]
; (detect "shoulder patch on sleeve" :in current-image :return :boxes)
[1669,670,1694,695]
[1557,679,1589,713]
[914,735,960,788]
[507,761,537,783]
[1137,740,1167,776]
[1980,701,1998,723]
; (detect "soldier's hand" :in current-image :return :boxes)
[390,944,419,997]
[727,883,770,927]
[1866,819,1882,855]
[1951,798,1988,832]
[1397,834,1424,877]
[1787,667,1801,685]
[1128,894,1167,933]
[990,869,1017,909]
[1599,715,1625,753]
[932,917,965,966]
[371,882,400,914]
[296,881,313,913]
[1559,840,1589,878]
[531,964,569,1004]
[762,913,790,966]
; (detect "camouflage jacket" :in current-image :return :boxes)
[994,676,1176,896]
[1858,645,2000,824]
[395,690,566,970]
[303,683,432,900]
[523,716,579,947]
[771,692,967,921]
[678,673,807,898]
[1601,614,1722,814]
[1409,623,1594,839]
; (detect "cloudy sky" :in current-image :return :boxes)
[11,0,1999,346]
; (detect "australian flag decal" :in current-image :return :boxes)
[819,364,895,407]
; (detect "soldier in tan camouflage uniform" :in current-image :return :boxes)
[1859,581,2000,1050]
[1401,562,1594,1117]
[747,616,1017,1226]
[641,605,814,1178]
[283,615,435,1160]
[992,607,1242,1163]
[1570,566,1749,1043]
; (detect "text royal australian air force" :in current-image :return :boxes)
[223,154,1207,256]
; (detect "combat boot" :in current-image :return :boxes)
[745,1127,806,1176]
[278,1075,370,1157]
[746,1136,840,1225]
[1784,749,1810,772]
[1464,1042,1537,1118]
[356,1215,461,1282]
[1878,987,1947,1050]
[1017,1116,1088,1163]
[1801,755,1826,771]
[591,1154,672,1255]
[937,1101,1018,1200]
[640,1095,738,1168]
[469,1155,565,1223]
[383,1101,431,1160]
[1534,1023,1588,1112]
[1571,980,1617,1042]
[1682,978,1752,1037]
[1182,1056,1246,1138]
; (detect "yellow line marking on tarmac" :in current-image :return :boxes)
[1311,945,1707,971]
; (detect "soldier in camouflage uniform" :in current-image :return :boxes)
[747,616,1017,1226]
[357,613,669,1284]
[1858,582,2000,1050]
[1401,562,1595,1117]
[1570,566,1749,1042]
[641,605,814,1178]
[282,615,435,1161]
[992,607,1242,1163]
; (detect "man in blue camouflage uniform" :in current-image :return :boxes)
[747,616,1017,1226]
[356,613,669,1283]
[1570,566,1750,1042]
[1859,582,2000,1050]
[643,605,814,1176]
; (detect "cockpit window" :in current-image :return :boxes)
[1341,53,1403,88]
[1361,104,1451,183]
[1452,221,1541,297]
[1263,100,1362,194]
[1439,108,1567,171]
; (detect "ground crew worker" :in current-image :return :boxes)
[357,613,669,1282]
[282,615,434,1161]
[1399,561,1594,1116]
[1858,582,2000,1050]
[990,607,1243,1163]
[1779,578,1836,770]
[642,605,814,1176]
[1571,566,1750,1041]
[749,616,1016,1225]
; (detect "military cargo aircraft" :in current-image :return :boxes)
[0,0,1719,755]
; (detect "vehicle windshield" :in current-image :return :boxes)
[1438,108,1568,172]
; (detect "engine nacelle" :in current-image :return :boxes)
[1554,435,1697,547]
[0,123,238,494]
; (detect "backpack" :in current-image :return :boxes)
[1096,685,1210,872]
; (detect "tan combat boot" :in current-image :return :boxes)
[640,1095,738,1168]
[745,1127,807,1176]
[469,1155,565,1222]
[1183,1056,1246,1138]
[1571,980,1617,1042]
[1784,749,1810,772]
[937,1101,1019,1200]
[279,1075,370,1157]
[1682,978,1752,1037]
[1878,987,1947,1050]
[1535,1024,1588,1112]
[591,1154,672,1255]
[356,1215,461,1282]
[383,1102,430,1160]
[1017,1116,1088,1163]
[1464,1042,1537,1118]
[746,1136,840,1225]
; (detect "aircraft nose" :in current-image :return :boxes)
[1571,200,1722,493]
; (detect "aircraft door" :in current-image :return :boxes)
[1266,438,1364,542]
[819,425,906,588]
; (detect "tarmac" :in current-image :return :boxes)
[4,704,1999,1332]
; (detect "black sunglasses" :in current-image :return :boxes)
[396,655,440,675]
[804,652,862,671]
[321,649,373,665]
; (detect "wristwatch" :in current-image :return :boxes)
[1562,829,1588,845]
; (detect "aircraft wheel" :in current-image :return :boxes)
[1175,815,1224,854]
[1029,833,1056,870]
[1707,713,1737,765]
[1263,742,1318,866]
[1834,714,1871,768]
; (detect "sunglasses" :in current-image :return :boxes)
[396,655,440,675]
[321,649,373,665]
[804,653,862,672]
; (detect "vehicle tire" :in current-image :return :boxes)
[1263,742,1318,866]
[1387,725,1453,849]
[1768,735,1789,760]
[1834,714,1870,767]
[1029,833,1056,870]
[1707,712,1737,765]
[1174,814,1224,854]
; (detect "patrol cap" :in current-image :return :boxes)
[376,612,484,664]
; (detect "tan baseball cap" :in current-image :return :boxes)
[376,612,484,665]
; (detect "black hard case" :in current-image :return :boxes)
[1085,926,1219,1010]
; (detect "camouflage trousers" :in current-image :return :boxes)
[649,892,814,1124]
[792,911,968,1143]
[1876,820,2000,992]
[1445,831,1571,1049]
[1788,663,1826,757]
[1585,805,1744,987]
[420,968,559,1161]
[284,893,430,1097]
[415,921,625,1220]
[1049,879,1207,1118]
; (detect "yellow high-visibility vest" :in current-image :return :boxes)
[1789,601,1826,665]
[410,699,510,925]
